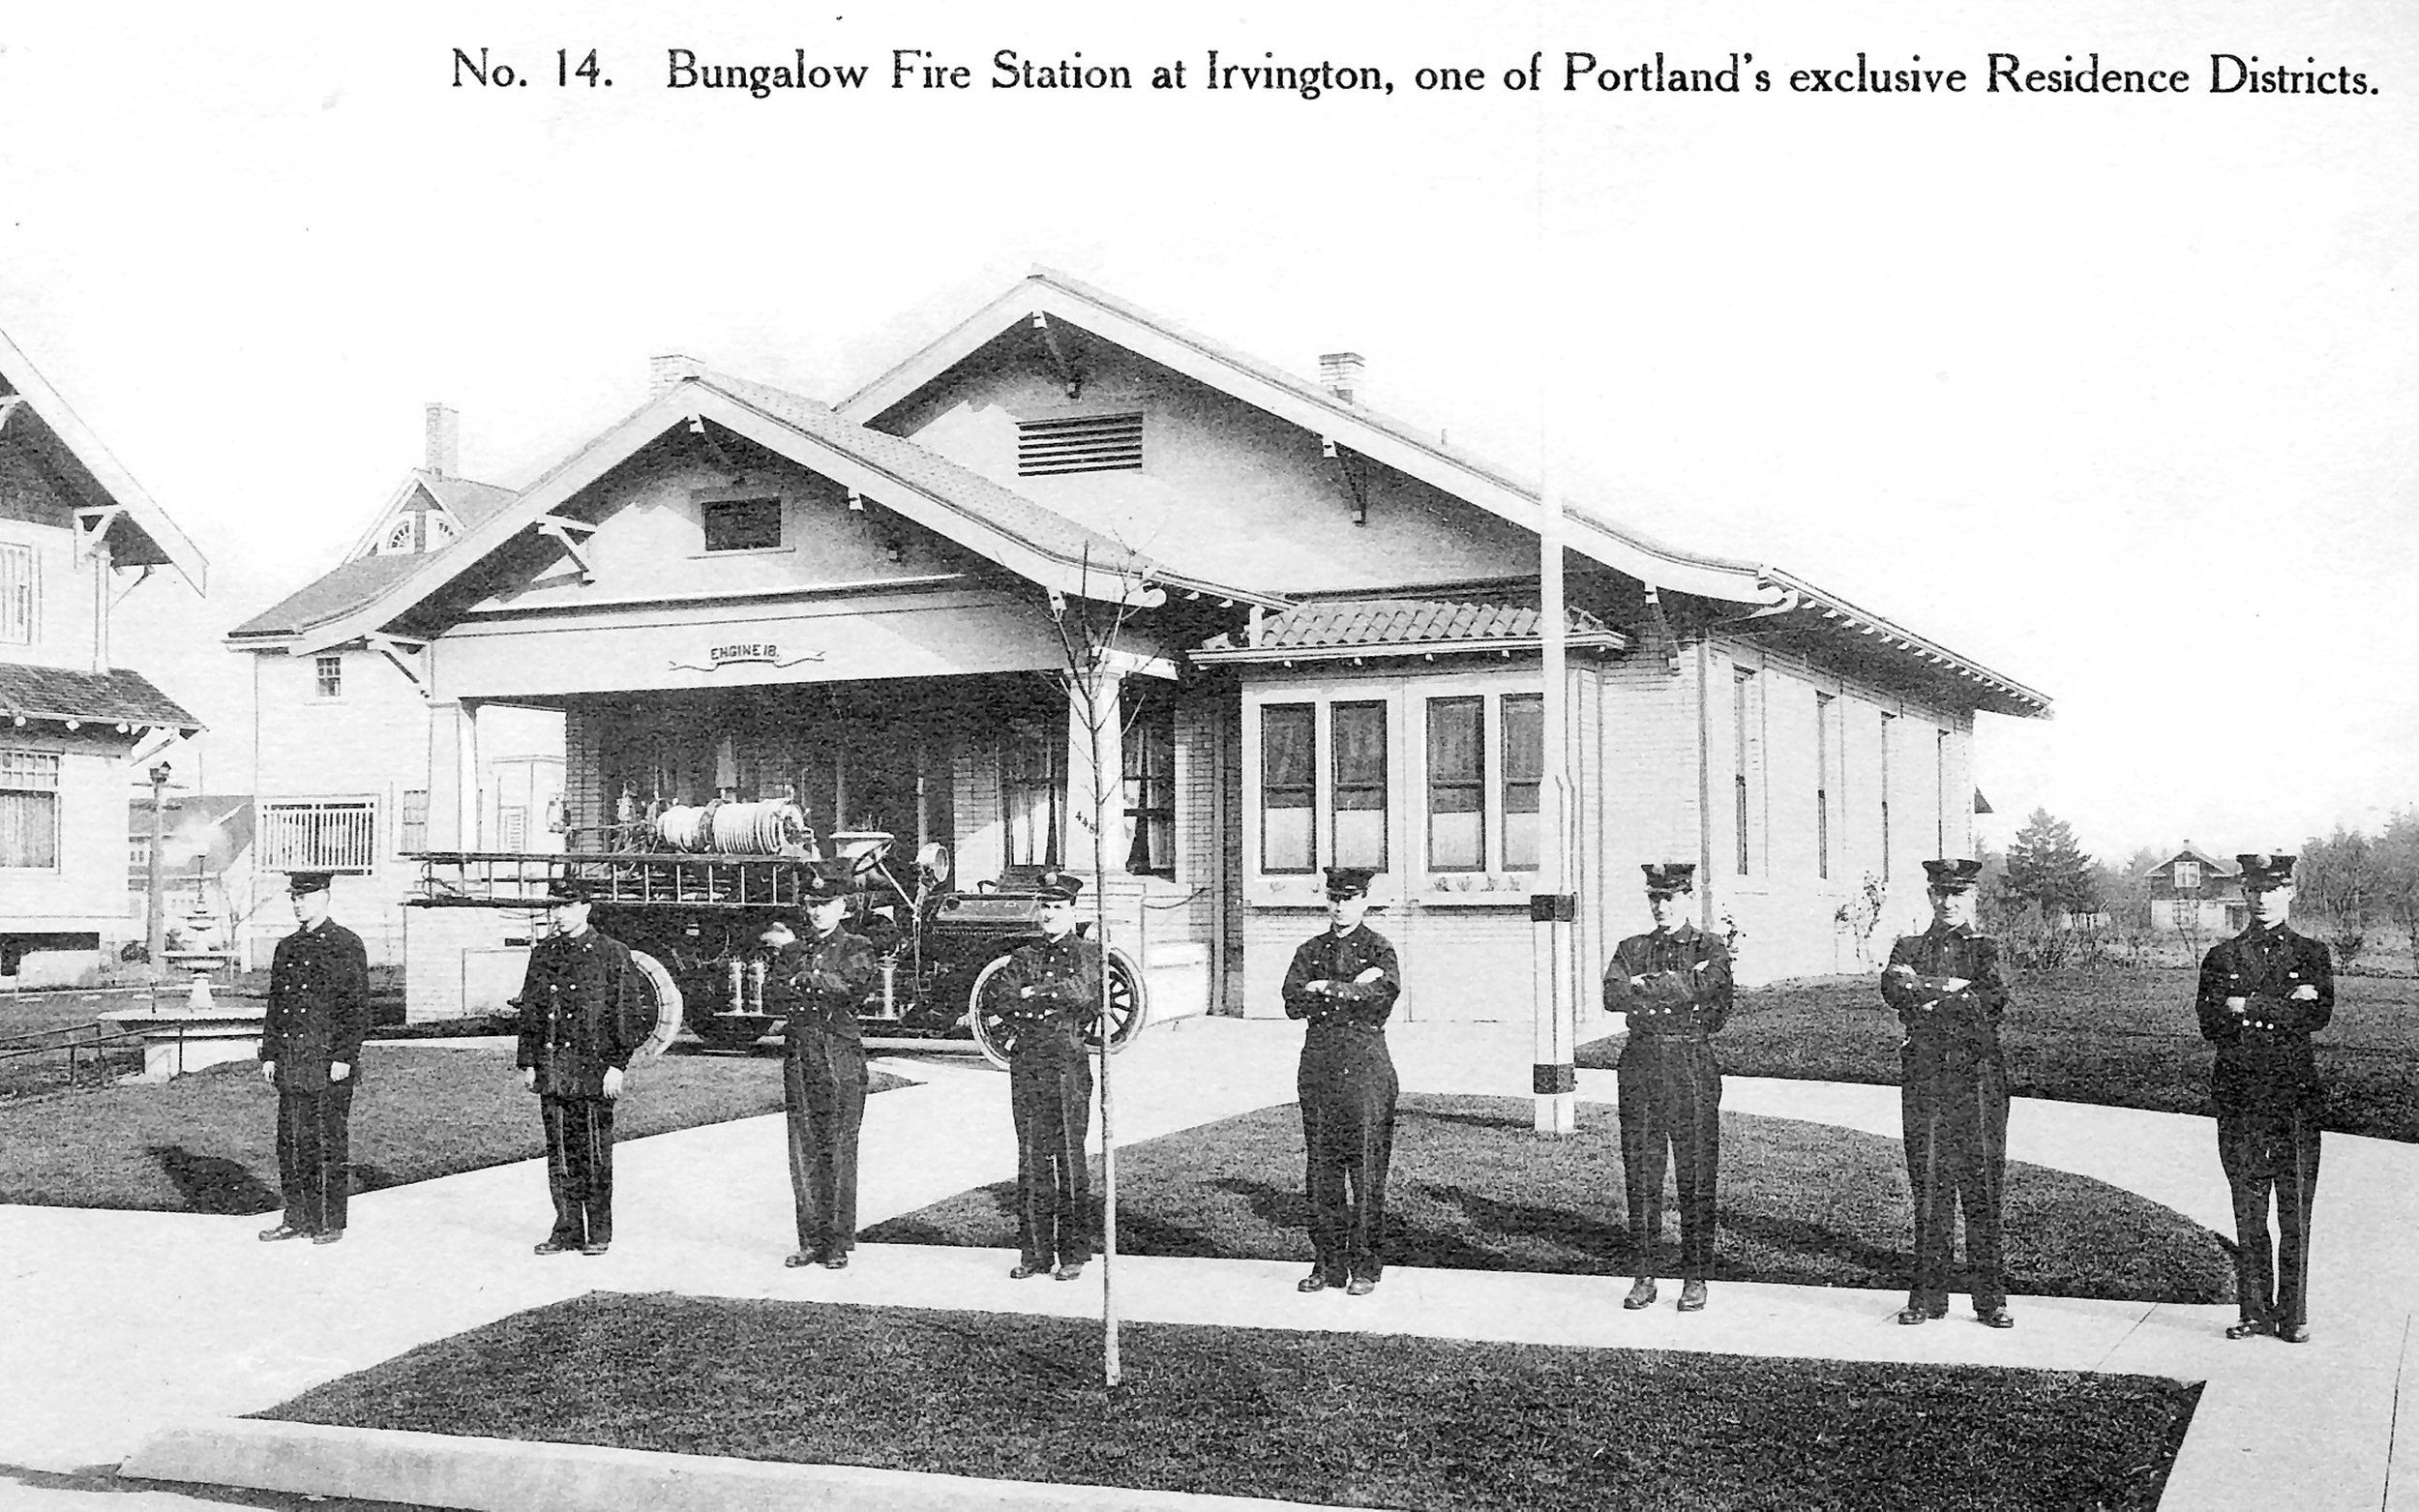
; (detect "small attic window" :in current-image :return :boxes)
[702,497,782,552]
[1018,412,1144,477]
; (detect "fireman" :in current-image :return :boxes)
[1282,866,1400,1296]
[767,864,879,1270]
[992,870,1100,1281]
[256,871,371,1245]
[516,878,653,1257]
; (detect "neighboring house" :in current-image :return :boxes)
[239,269,2049,1021]
[223,406,562,968]
[128,793,253,949]
[0,327,206,985]
[2145,844,2246,934]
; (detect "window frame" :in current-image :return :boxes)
[0,541,38,647]
[0,748,60,870]
[1120,686,1178,877]
[313,654,343,701]
[700,496,784,553]
[1423,695,1487,873]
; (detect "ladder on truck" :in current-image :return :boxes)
[406,851,826,912]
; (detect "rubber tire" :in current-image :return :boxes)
[629,950,685,1057]
[967,946,1148,1072]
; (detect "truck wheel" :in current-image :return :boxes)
[630,951,684,1057]
[966,947,1149,1072]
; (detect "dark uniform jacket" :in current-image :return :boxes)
[516,927,652,1098]
[262,920,371,1093]
[1883,924,2010,1064]
[768,929,878,1041]
[2196,923,2334,1111]
[1601,923,1732,1036]
[995,933,1102,1061]
[1281,926,1401,1042]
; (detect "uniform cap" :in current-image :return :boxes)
[2236,852,2297,890]
[1641,862,1696,898]
[1034,870,1085,904]
[544,875,598,904]
[1921,858,1985,892]
[284,871,334,897]
[1323,866,1377,901]
[801,862,857,903]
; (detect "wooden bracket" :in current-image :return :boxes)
[74,506,122,561]
[534,515,599,582]
[366,633,431,697]
[1032,312,1083,400]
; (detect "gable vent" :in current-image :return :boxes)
[1017,412,1144,477]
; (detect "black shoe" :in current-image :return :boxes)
[784,1252,818,1269]
[1896,1303,1947,1325]
[2225,1319,2271,1341]
[1345,1275,1376,1297]
[822,1253,851,1271]
[1009,1260,1048,1280]
[1297,1269,1331,1293]
[1975,1307,2015,1329]
[1677,1280,1708,1312]
[2279,1323,2311,1345]
[1054,1260,1086,1281]
[1623,1278,1657,1311]
[257,1224,308,1243]
[580,1241,610,1257]
[534,1237,578,1256]
[310,1230,344,1246]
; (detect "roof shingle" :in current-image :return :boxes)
[0,665,199,728]
[1198,596,1626,659]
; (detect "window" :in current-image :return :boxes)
[1017,413,1144,477]
[1816,693,1835,880]
[382,519,417,554]
[259,799,377,874]
[1331,701,1388,870]
[702,497,782,552]
[1501,694,1543,871]
[1260,703,1316,872]
[399,789,429,854]
[1879,711,1896,882]
[0,543,35,645]
[314,655,343,699]
[1001,719,1061,869]
[498,806,528,852]
[0,749,58,868]
[2173,860,2201,891]
[1121,691,1177,876]
[1425,697,1484,871]
[428,516,457,547]
[1732,668,1756,875]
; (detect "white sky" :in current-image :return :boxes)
[0,0,2409,864]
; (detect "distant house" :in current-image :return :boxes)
[223,406,562,968]
[128,793,253,949]
[0,325,206,984]
[2145,844,2245,934]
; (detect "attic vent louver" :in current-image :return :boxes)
[1017,412,1144,477]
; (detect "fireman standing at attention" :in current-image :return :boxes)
[1883,858,2016,1329]
[517,878,652,1257]
[993,869,1100,1282]
[1600,862,1732,1313]
[766,863,879,1270]
[1283,866,1400,1296]
[257,871,371,1245]
[2197,852,2332,1344]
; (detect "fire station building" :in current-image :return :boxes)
[248,269,2048,1023]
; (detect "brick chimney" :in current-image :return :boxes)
[423,403,460,479]
[1318,351,1366,404]
[650,353,706,395]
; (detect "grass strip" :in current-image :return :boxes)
[261,1292,2200,1512]
[1583,966,2419,1141]
[0,1045,909,1214]
[865,1093,2229,1303]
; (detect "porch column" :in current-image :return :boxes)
[1064,667,1127,878]
[427,699,481,850]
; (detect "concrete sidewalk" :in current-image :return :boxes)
[4,1016,2414,1509]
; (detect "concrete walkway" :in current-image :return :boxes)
[3,1017,2413,1509]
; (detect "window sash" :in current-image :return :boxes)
[1500,694,1542,871]
[1330,701,1387,869]
[1120,695,1177,876]
[0,544,34,646]
[1425,697,1484,872]
[314,655,343,699]
[1259,703,1315,872]
[0,750,56,870]
[1001,721,1061,869]
[702,498,782,552]
[399,789,430,854]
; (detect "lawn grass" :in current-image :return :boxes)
[0,1044,910,1214]
[260,1292,2199,1512]
[1578,966,2419,1143]
[863,1093,2230,1303]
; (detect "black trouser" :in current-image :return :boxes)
[1009,1049,1092,1268]
[540,1095,617,1245]
[1299,1034,1398,1283]
[785,1030,868,1258]
[1901,1042,2010,1310]
[1617,1036,1721,1279]
[2218,1103,2321,1328]
[276,1084,354,1233]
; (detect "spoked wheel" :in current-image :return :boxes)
[967,947,1149,1072]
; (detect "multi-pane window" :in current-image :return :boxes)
[399,789,430,854]
[314,655,343,699]
[0,543,36,645]
[1501,694,1543,872]
[2174,860,2201,891]
[1424,697,1484,871]
[1879,711,1896,882]
[260,799,377,873]
[702,497,782,552]
[0,750,59,868]
[1121,691,1177,876]
[1001,719,1061,869]
[1331,701,1388,870]
[1260,703,1316,872]
[1815,693,1835,880]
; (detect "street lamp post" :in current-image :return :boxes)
[144,760,171,976]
